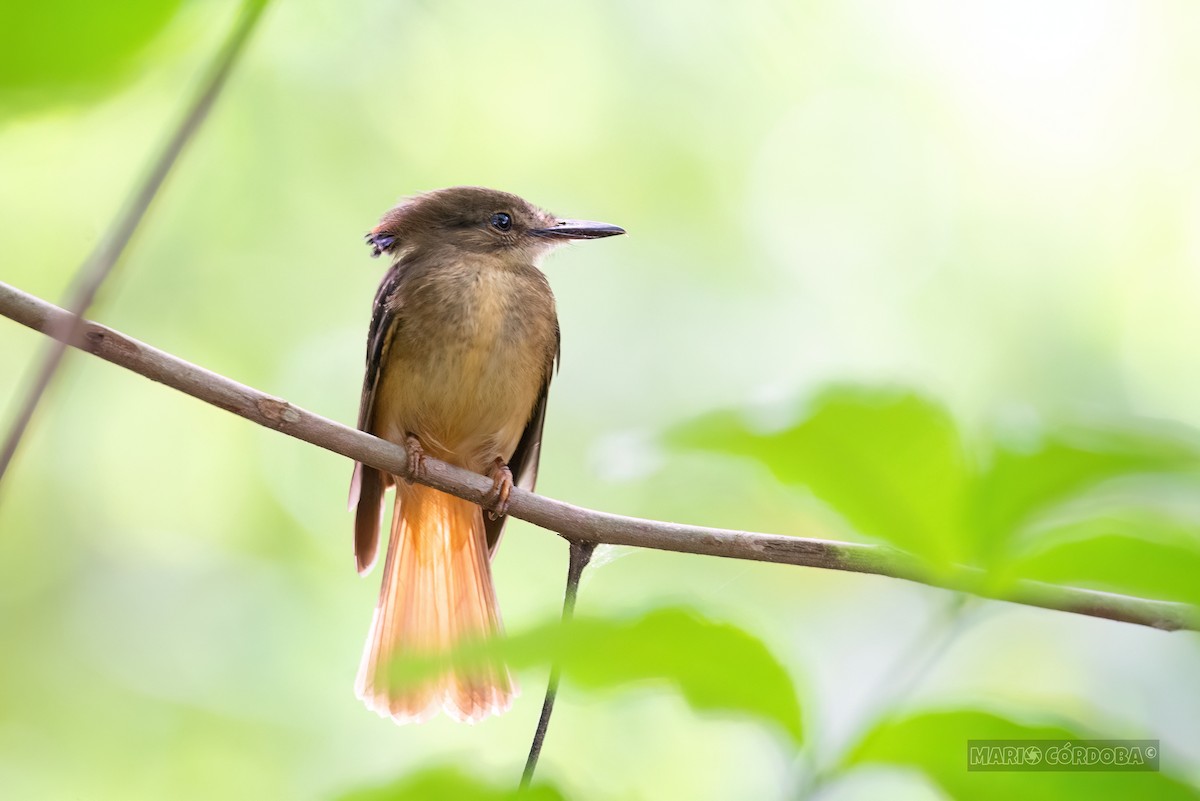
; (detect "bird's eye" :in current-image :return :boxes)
[491,212,513,232]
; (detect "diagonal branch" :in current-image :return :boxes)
[0,0,270,485]
[1,279,1197,633]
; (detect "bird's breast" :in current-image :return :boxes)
[373,261,557,470]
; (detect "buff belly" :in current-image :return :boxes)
[372,265,555,473]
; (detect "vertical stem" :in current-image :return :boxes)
[0,0,270,490]
[520,539,596,788]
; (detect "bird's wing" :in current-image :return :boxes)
[484,328,559,554]
[349,262,405,574]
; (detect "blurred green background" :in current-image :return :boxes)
[2,1,1199,799]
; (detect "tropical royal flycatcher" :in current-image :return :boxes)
[349,187,624,723]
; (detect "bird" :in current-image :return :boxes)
[349,186,624,723]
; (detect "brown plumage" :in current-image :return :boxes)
[349,186,623,723]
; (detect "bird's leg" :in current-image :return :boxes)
[404,433,428,482]
[484,458,513,520]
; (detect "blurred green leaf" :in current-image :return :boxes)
[1003,512,1200,607]
[334,766,566,801]
[847,709,1200,801]
[969,424,1200,564]
[390,607,804,744]
[670,389,1200,577]
[0,0,184,110]
[668,386,969,567]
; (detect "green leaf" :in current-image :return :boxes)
[847,709,1199,801]
[389,607,804,744]
[668,386,969,567]
[333,766,566,801]
[669,388,1200,573]
[548,608,805,743]
[969,423,1200,564]
[1003,511,1200,607]
[0,0,184,111]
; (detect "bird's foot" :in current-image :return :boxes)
[404,434,427,482]
[484,458,513,521]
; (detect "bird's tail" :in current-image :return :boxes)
[355,482,514,723]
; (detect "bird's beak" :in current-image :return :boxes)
[531,219,626,240]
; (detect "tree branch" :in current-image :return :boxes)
[0,0,270,483]
[1,279,1197,633]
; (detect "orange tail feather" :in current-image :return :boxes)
[355,483,514,723]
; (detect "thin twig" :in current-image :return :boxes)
[794,596,975,800]
[0,0,270,485]
[521,539,596,788]
[1,280,1197,633]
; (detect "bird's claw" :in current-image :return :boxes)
[484,459,513,521]
[404,434,427,482]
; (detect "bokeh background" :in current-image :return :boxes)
[2,1,1199,799]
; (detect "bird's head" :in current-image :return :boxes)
[365,186,624,264]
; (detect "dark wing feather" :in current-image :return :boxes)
[350,263,405,574]
[484,327,559,554]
